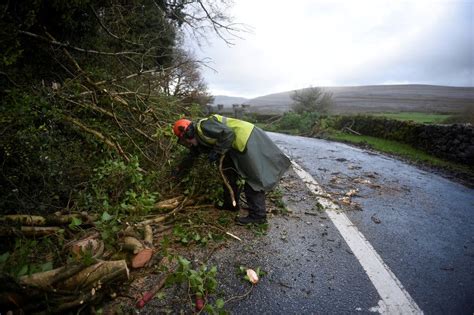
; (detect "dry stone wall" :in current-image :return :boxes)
[335,116,474,165]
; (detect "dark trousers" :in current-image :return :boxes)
[222,155,266,218]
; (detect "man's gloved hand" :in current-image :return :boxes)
[208,150,220,163]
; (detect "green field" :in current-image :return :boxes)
[370,112,452,124]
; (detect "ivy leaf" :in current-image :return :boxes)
[17,264,29,277]
[68,217,82,230]
[215,298,225,309]
[0,252,10,264]
[101,211,112,221]
[41,261,53,272]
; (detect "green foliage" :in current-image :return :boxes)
[278,112,307,131]
[270,111,322,135]
[267,187,288,215]
[168,256,225,313]
[245,222,269,236]
[94,211,123,248]
[171,211,229,247]
[68,217,83,231]
[178,155,225,203]
[79,156,158,218]
[0,239,54,278]
[0,90,101,213]
[173,225,220,247]
[331,115,420,143]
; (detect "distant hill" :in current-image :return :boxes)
[216,85,474,114]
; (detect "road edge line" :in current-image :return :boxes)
[290,160,423,314]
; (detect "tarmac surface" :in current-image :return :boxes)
[211,133,474,314]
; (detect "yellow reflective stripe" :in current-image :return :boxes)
[196,118,216,145]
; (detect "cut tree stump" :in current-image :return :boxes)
[132,248,154,269]
[59,260,129,290]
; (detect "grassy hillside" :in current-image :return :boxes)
[242,84,474,114]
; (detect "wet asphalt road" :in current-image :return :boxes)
[212,133,474,314]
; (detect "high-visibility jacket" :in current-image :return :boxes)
[196,114,254,152]
[194,115,290,191]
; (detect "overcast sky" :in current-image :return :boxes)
[188,0,473,98]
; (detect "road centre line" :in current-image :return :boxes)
[290,160,423,314]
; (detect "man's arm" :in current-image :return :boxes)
[173,146,200,178]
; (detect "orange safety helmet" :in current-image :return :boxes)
[173,118,192,139]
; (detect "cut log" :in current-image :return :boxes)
[0,215,46,226]
[137,198,194,226]
[20,266,68,289]
[0,226,61,237]
[59,260,129,290]
[122,225,140,238]
[0,213,95,226]
[136,215,167,226]
[143,225,153,246]
[48,212,94,225]
[122,236,144,254]
[19,262,89,290]
[153,196,184,210]
[132,248,154,269]
[21,226,61,236]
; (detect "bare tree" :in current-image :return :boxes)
[155,47,212,107]
[291,86,334,115]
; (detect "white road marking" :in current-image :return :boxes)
[291,160,423,314]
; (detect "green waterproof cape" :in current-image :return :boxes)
[196,115,291,192]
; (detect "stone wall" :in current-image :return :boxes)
[335,116,474,165]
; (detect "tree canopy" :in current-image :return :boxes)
[0,0,234,213]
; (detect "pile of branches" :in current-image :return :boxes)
[0,195,202,313]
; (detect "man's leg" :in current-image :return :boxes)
[236,184,267,225]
